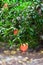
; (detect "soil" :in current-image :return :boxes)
[0,49,43,65]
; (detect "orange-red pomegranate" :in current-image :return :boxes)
[20,44,28,52]
[14,29,18,35]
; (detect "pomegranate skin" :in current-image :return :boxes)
[20,44,28,52]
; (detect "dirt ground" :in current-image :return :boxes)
[0,50,43,65]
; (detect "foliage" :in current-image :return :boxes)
[0,0,43,49]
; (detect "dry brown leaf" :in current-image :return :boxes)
[23,57,28,62]
[11,50,16,54]
[25,57,28,59]
[23,57,28,61]
[23,58,27,61]
[40,51,43,53]
[18,60,23,63]
[17,48,20,51]
[4,50,10,55]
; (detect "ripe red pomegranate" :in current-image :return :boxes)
[14,29,18,35]
[20,44,28,52]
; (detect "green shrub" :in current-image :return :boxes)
[0,0,43,49]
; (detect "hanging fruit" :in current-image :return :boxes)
[20,43,28,52]
[14,29,18,35]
